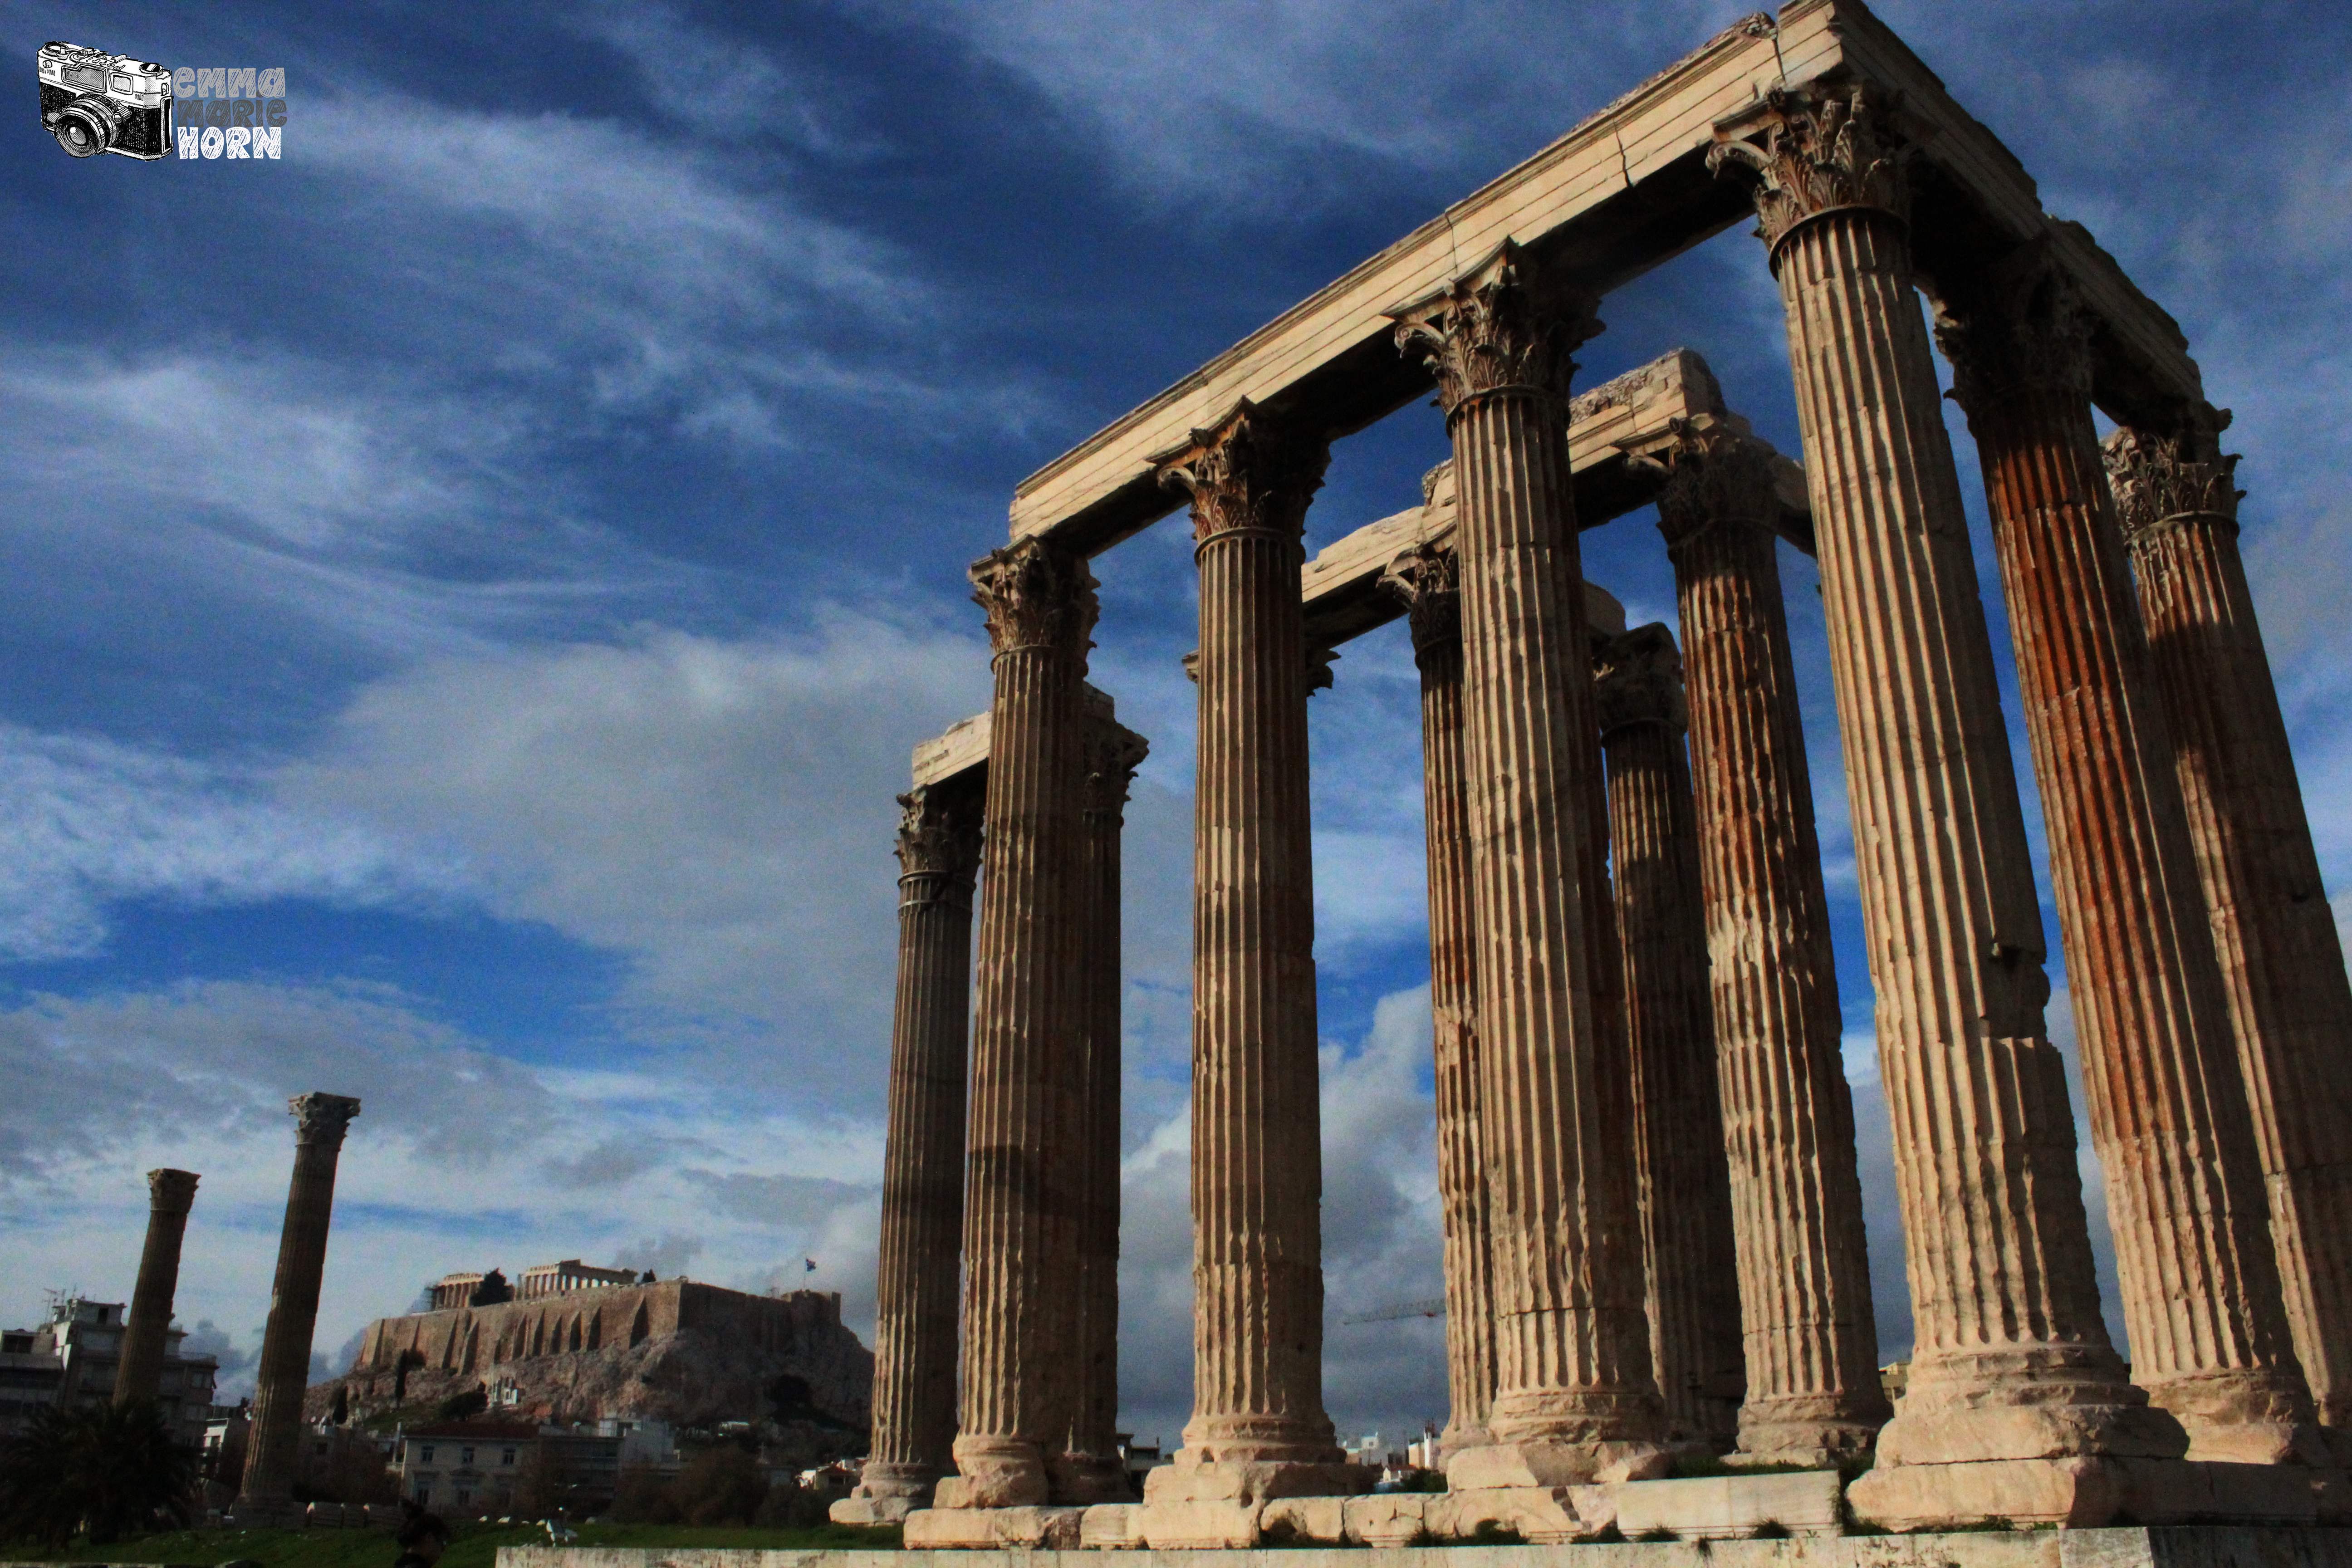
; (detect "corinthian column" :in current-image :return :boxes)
[113,1168,200,1406]
[1595,624,1745,1454]
[1066,716,1148,1499]
[944,538,1096,1510]
[838,783,983,1525]
[1392,242,1666,1489]
[1710,90,2185,1524]
[1936,247,2323,1467]
[1649,421,1888,1467]
[2108,413,2352,1441]
[1146,401,1360,1508]
[1382,540,1496,1458]
[236,1093,361,1523]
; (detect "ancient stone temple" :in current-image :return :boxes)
[848,0,2352,1551]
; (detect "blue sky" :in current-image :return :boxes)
[3,0,2349,1450]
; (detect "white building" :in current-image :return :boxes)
[0,1296,217,1444]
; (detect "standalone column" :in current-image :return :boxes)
[837,782,983,1525]
[1710,90,2185,1524]
[941,537,1096,1512]
[1383,541,1497,1458]
[1651,422,1888,1467]
[1066,716,1148,1498]
[1147,400,1359,1510]
[1936,248,2323,1466]
[113,1168,200,1406]
[1595,624,1745,1453]
[1393,242,1666,1488]
[2108,413,2352,1439]
[236,1093,361,1522]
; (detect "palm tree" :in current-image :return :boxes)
[0,1399,196,1547]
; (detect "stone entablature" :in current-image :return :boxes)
[518,1260,640,1300]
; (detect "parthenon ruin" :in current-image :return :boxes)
[837,0,2352,1548]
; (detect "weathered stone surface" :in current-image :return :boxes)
[322,1280,870,1431]
[1134,1498,1264,1549]
[113,1168,198,1406]
[238,1093,360,1515]
[1080,1502,1144,1548]
[1611,1470,1844,1540]
[954,536,1099,1507]
[903,1504,1085,1548]
[1715,87,2185,1490]
[492,1526,2352,1568]
[1259,1494,1346,1544]
[1393,238,1664,1486]
[1938,242,2323,1468]
[1152,402,1347,1489]
[850,779,982,1517]
[1344,1492,1434,1546]
[1651,417,1888,1470]
[2108,412,2352,1444]
[1383,540,1495,1458]
[1597,622,1745,1454]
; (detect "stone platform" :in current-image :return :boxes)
[495,1527,2352,1568]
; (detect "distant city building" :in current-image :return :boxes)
[394,1415,675,1516]
[0,1296,216,1443]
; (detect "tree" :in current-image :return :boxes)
[469,1270,513,1307]
[433,1387,487,1422]
[0,1400,196,1547]
[670,1445,766,1527]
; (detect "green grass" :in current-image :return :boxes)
[8,1519,902,1568]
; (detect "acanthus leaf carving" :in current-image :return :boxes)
[895,784,983,881]
[290,1091,362,1148]
[1380,540,1462,653]
[1389,240,1602,420]
[1707,85,1909,260]
[968,536,1098,661]
[1929,239,2095,412]
[2103,405,2245,546]
[1593,622,1687,738]
[1152,399,1330,546]
[1631,417,1784,552]
[1082,721,1150,819]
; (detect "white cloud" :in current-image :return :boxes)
[279,611,993,1086]
[0,721,461,961]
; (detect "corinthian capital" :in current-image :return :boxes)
[147,1168,200,1213]
[290,1092,362,1148]
[1389,240,1602,420]
[969,537,1098,660]
[1379,540,1461,653]
[1593,623,1687,738]
[1929,240,2094,412]
[895,783,983,880]
[1708,86,1908,259]
[1635,418,1784,551]
[1153,399,1331,546]
[2103,405,2244,545]
[1082,722,1150,820]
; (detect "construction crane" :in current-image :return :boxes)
[1335,1296,1447,1326]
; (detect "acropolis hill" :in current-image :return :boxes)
[308,1274,872,1432]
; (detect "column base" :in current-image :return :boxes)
[901,1504,1083,1548]
[1733,1391,1890,1470]
[938,1436,1049,1509]
[1848,1456,2325,1531]
[1446,1436,1672,1489]
[1874,1348,2190,1467]
[1141,1448,1372,1507]
[829,1481,927,1526]
[2143,1367,2334,1466]
[1049,1449,1134,1503]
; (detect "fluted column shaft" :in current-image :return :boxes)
[953,539,1097,1508]
[858,784,982,1506]
[1067,720,1147,1495]
[238,1093,360,1513]
[1710,90,2183,1477]
[2108,418,2352,1437]
[1148,403,1343,1489]
[1597,626,1745,1453]
[1385,544,1497,1454]
[1656,431,1889,1466]
[1394,243,1664,1484]
[1940,265,2319,1465]
[114,1168,200,1406]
